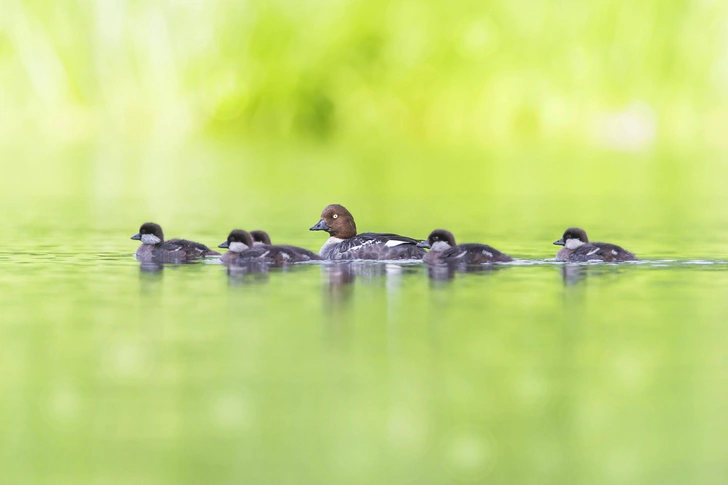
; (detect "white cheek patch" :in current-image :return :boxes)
[229,242,249,253]
[429,241,452,252]
[565,238,586,250]
[141,234,161,245]
[385,240,409,247]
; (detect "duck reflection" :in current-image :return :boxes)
[322,261,419,287]
[561,264,588,286]
[322,262,356,309]
[138,261,164,291]
[321,261,419,307]
[426,262,511,282]
[560,262,629,286]
[139,261,164,274]
[226,260,271,286]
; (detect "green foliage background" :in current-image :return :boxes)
[3,0,728,149]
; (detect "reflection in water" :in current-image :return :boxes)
[427,263,457,282]
[139,261,164,274]
[321,263,355,347]
[139,261,164,292]
[322,262,420,292]
[560,263,629,286]
[561,265,588,286]
[322,262,355,309]
[426,262,511,282]
[320,261,418,313]
[225,260,319,285]
[226,261,271,286]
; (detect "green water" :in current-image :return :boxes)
[2,142,728,484]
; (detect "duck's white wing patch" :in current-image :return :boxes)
[348,240,376,252]
[385,240,409,247]
[611,250,618,256]
[587,248,600,256]
[482,250,493,257]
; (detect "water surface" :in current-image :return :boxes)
[2,140,728,484]
[2,224,727,484]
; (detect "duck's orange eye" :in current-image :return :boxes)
[333,214,338,219]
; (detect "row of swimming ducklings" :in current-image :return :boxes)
[131,204,637,265]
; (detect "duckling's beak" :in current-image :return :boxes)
[131,233,141,240]
[553,238,565,246]
[416,240,431,249]
[218,241,229,249]
[310,219,329,231]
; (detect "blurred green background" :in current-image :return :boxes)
[3,0,728,250]
[4,0,728,149]
[3,1,728,484]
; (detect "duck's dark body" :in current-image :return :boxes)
[426,243,513,264]
[320,233,426,260]
[563,243,637,262]
[136,239,219,263]
[132,223,219,263]
[233,245,322,265]
[554,227,637,262]
[419,229,511,264]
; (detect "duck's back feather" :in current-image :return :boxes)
[569,242,636,262]
[321,232,425,260]
[234,244,322,265]
[439,243,513,264]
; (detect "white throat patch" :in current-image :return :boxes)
[430,241,452,252]
[141,234,162,245]
[229,241,249,253]
[319,237,343,256]
[565,238,586,250]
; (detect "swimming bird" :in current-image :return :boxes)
[219,229,321,265]
[553,227,637,262]
[309,204,425,260]
[417,229,513,264]
[250,230,272,246]
[130,222,219,263]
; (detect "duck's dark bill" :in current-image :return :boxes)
[553,238,565,246]
[218,241,229,248]
[310,220,329,231]
[131,233,141,240]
